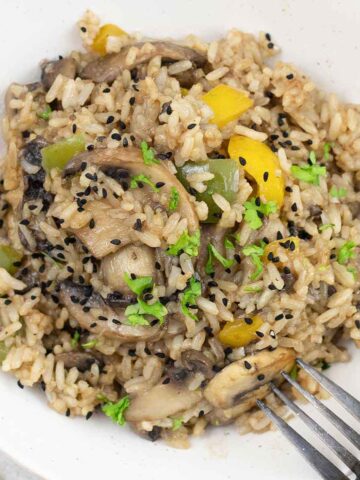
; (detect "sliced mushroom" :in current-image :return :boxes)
[101,244,155,294]
[55,351,104,373]
[125,383,202,422]
[64,147,199,237]
[204,348,295,409]
[197,224,227,277]
[181,349,214,379]
[41,57,77,90]
[80,42,207,85]
[59,280,164,343]
[74,200,136,258]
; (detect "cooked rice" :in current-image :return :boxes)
[0,9,359,447]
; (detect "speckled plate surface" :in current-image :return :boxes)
[0,1,359,479]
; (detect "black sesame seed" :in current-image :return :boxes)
[285,186,293,192]
[286,73,294,80]
[28,204,38,211]
[106,115,115,124]
[111,133,121,141]
[155,182,165,188]
[256,331,264,338]
[90,322,97,328]
[239,157,247,166]
[86,412,93,420]
[263,171,269,182]
[285,313,293,319]
[257,374,265,381]
[212,365,222,373]
[208,280,218,287]
[244,317,253,325]
[110,239,121,245]
[128,349,136,357]
[112,318,121,325]
[208,294,216,302]
[224,347,233,355]
[144,347,151,355]
[283,266,291,274]
[265,32,272,41]
[268,283,276,290]
[87,144,94,151]
[204,326,213,336]
[155,352,166,359]
[275,313,284,321]
[162,377,171,384]
[289,241,296,252]
[187,123,196,130]
[80,26,87,32]
[155,261,161,270]
[222,298,228,306]
[267,42,274,49]
[20,219,30,226]
[234,254,241,264]
[123,137,128,147]
[129,96,136,105]
[244,360,252,370]
[67,266,75,273]
[22,130,31,138]
[355,320,360,329]
[103,87,111,93]
[4,299,12,305]
[66,408,71,417]
[17,380,24,389]
[82,306,90,313]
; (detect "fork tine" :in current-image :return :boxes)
[270,382,360,477]
[256,400,349,480]
[296,358,360,421]
[283,371,360,450]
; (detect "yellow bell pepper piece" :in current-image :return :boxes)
[263,236,299,269]
[92,24,127,55]
[218,315,263,348]
[202,85,253,128]
[228,135,285,207]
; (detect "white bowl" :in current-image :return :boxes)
[0,1,359,479]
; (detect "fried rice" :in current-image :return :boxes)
[0,9,359,447]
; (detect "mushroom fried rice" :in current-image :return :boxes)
[1,10,360,446]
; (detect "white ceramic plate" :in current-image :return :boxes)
[0,1,359,479]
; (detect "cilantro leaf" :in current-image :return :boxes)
[124,273,153,296]
[130,174,159,192]
[323,142,333,161]
[243,285,263,293]
[125,298,167,326]
[81,339,98,349]
[180,276,201,321]
[167,230,200,257]
[102,396,130,426]
[71,330,80,348]
[243,241,266,280]
[205,243,234,275]
[289,363,299,380]
[37,104,52,121]
[172,417,183,431]
[318,223,335,232]
[330,186,347,199]
[291,164,326,185]
[140,141,159,165]
[243,198,277,230]
[168,187,180,212]
[224,238,235,250]
[337,241,356,265]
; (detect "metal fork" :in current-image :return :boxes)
[257,358,360,480]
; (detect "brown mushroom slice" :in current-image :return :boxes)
[64,147,199,233]
[59,281,163,343]
[41,57,77,90]
[55,351,104,373]
[101,244,156,293]
[181,349,214,379]
[125,384,202,422]
[204,348,295,409]
[74,200,136,258]
[80,41,207,84]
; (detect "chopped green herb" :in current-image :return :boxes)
[330,186,347,199]
[124,273,153,296]
[323,142,333,161]
[243,285,263,293]
[309,151,317,165]
[180,276,201,321]
[140,140,159,165]
[168,187,180,212]
[291,151,326,185]
[289,363,299,380]
[130,174,159,192]
[71,331,80,349]
[243,198,277,230]
[337,241,356,265]
[347,266,357,278]
[316,360,331,371]
[205,244,234,275]
[37,104,52,121]
[224,238,235,250]
[242,241,266,280]
[102,396,130,426]
[125,298,167,326]
[318,223,335,232]
[81,339,98,349]
[172,417,184,431]
[167,230,200,257]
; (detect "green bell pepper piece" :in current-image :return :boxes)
[177,158,240,223]
[41,135,86,173]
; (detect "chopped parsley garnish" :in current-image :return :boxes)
[323,142,333,161]
[172,417,184,431]
[130,174,159,192]
[318,223,335,232]
[243,285,263,293]
[123,273,167,326]
[224,238,235,250]
[140,141,159,165]
[290,151,326,185]
[316,360,331,371]
[81,339,98,349]
[180,276,201,321]
[71,331,80,348]
[102,396,130,426]
[337,241,356,265]
[242,241,266,280]
[205,243,234,275]
[289,363,299,380]
[167,230,200,257]
[243,198,277,230]
[330,186,347,199]
[124,273,153,296]
[168,187,180,212]
[37,104,52,121]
